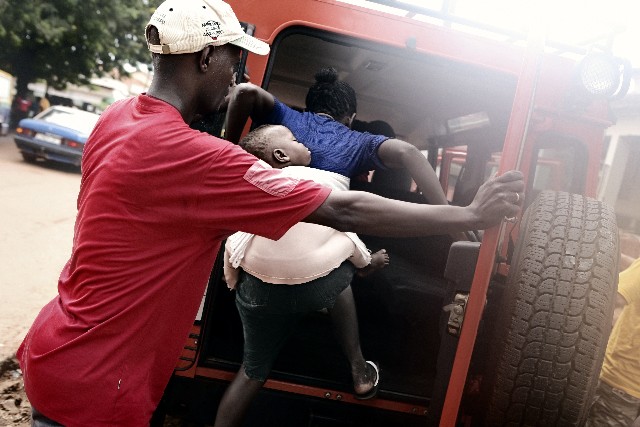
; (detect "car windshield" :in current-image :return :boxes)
[38,108,100,135]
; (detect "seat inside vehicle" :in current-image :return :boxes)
[201,177,453,403]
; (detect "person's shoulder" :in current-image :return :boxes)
[102,95,142,115]
[95,97,132,121]
[271,97,288,114]
[273,98,304,117]
[620,258,640,282]
[350,126,390,142]
[618,258,640,301]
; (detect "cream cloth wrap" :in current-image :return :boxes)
[224,165,371,289]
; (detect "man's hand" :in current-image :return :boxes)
[467,170,525,229]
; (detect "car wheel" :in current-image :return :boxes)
[21,152,37,163]
[483,191,619,426]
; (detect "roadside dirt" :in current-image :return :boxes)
[0,136,78,426]
[0,356,184,426]
[0,136,188,426]
[0,357,30,427]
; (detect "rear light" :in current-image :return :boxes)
[16,127,35,137]
[62,138,84,150]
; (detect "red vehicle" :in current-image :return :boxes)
[154,1,630,425]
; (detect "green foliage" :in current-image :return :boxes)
[0,0,162,93]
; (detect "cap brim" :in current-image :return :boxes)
[229,34,270,56]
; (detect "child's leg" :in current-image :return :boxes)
[356,249,390,277]
[214,367,264,427]
[215,275,299,427]
[327,284,377,395]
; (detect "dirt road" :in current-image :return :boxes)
[0,132,182,427]
[0,134,80,424]
[0,134,80,362]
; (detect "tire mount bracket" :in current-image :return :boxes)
[443,293,469,337]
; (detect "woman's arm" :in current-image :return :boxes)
[376,138,449,205]
[225,83,276,143]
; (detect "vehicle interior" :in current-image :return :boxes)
[164,5,620,425]
[196,28,516,410]
[264,28,516,150]
[198,26,519,406]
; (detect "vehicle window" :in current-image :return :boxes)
[528,134,587,202]
[443,160,462,200]
[436,150,467,202]
[614,138,640,233]
[263,28,516,149]
[38,109,100,134]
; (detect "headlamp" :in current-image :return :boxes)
[575,53,631,100]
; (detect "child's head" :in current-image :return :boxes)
[239,125,311,169]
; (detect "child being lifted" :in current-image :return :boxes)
[220,124,389,426]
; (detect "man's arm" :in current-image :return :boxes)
[305,170,524,237]
[225,83,276,143]
[376,138,449,205]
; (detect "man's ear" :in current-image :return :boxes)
[272,148,290,164]
[199,46,215,72]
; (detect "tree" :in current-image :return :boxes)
[0,0,162,96]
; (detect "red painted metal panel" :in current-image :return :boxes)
[439,30,546,426]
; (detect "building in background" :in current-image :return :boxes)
[26,64,152,114]
[599,70,640,237]
[0,70,14,135]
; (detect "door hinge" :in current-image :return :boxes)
[443,293,469,337]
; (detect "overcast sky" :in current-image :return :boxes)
[341,0,640,66]
[448,0,640,65]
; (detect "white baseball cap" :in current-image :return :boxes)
[146,0,270,55]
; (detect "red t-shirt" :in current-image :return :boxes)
[17,95,330,426]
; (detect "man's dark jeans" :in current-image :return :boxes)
[31,407,63,427]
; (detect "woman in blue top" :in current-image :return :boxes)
[225,67,450,206]
[217,68,458,427]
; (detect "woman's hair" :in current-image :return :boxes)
[305,67,357,120]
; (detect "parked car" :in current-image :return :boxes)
[0,105,9,136]
[13,105,100,167]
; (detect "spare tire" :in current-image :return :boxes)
[484,191,619,426]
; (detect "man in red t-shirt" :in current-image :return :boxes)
[17,1,524,425]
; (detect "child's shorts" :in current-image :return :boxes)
[235,261,356,381]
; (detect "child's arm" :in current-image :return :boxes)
[222,243,240,290]
[346,233,372,269]
[224,232,258,290]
